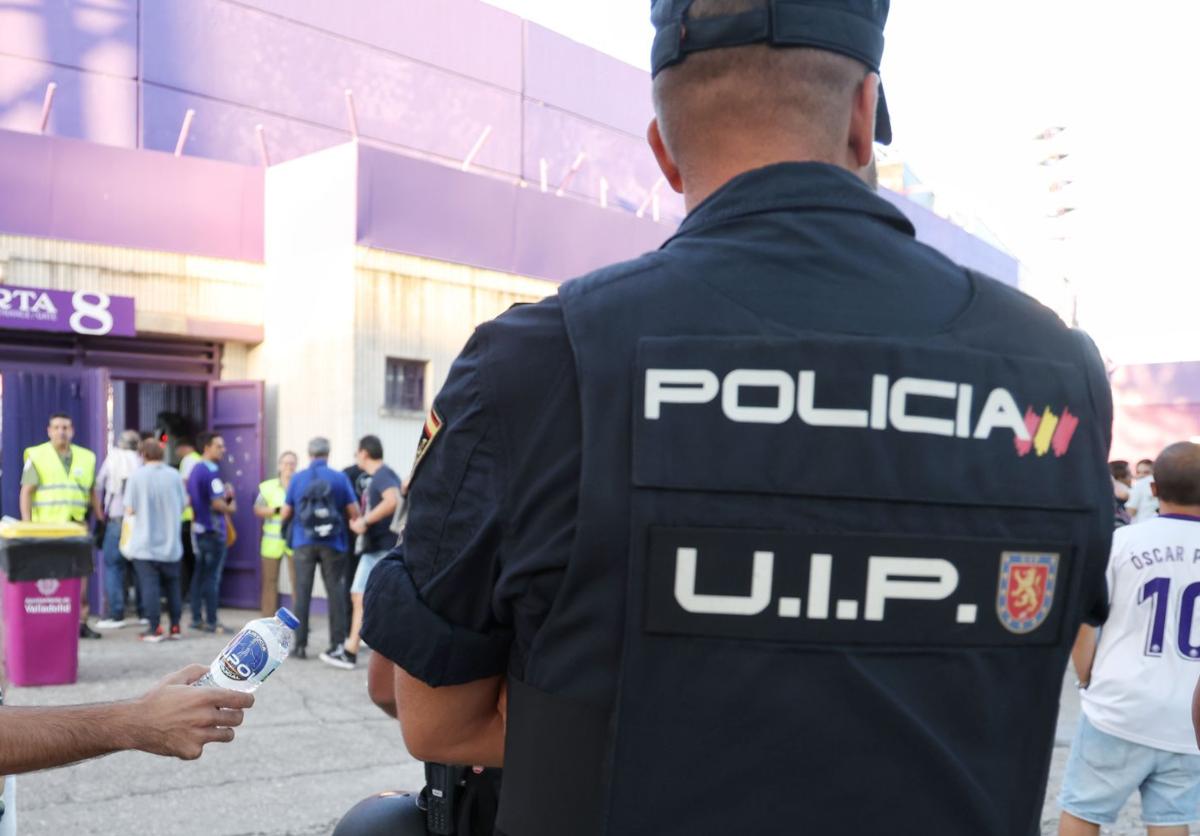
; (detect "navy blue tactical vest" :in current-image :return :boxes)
[497,180,1111,836]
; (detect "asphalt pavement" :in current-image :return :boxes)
[7,610,422,836]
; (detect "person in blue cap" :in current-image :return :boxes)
[361,2,1114,834]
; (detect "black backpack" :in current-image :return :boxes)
[298,477,342,541]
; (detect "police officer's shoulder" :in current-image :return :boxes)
[961,268,1106,384]
[558,250,673,303]
[967,267,1075,337]
[481,251,671,344]
[466,295,577,395]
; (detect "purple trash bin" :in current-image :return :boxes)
[0,527,93,687]
[1,575,81,686]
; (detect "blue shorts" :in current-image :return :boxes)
[350,551,388,595]
[1060,714,1200,826]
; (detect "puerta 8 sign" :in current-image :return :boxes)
[0,285,135,338]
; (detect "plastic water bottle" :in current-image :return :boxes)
[195,608,300,692]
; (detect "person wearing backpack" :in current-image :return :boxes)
[281,437,359,660]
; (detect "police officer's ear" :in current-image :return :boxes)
[647,118,684,195]
[848,72,881,170]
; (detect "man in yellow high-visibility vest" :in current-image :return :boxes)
[254,451,298,616]
[19,412,101,639]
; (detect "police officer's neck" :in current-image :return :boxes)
[679,148,864,212]
[51,439,71,454]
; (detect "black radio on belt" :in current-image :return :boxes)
[422,763,465,834]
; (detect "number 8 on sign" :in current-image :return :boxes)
[69,291,114,336]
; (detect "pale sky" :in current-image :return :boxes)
[482,0,1200,366]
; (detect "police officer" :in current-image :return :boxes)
[20,412,103,640]
[361,2,1113,833]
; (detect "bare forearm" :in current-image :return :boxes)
[19,486,33,522]
[368,654,398,719]
[1194,677,1200,749]
[363,495,399,527]
[253,506,276,520]
[0,702,143,774]
[211,498,236,514]
[1071,624,1098,686]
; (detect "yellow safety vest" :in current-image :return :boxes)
[180,451,202,522]
[23,442,96,523]
[259,478,290,559]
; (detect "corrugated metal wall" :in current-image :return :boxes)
[352,248,555,473]
[0,235,265,335]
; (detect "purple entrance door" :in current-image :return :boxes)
[1,365,109,611]
[207,380,264,610]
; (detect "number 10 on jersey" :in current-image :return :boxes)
[1140,577,1200,658]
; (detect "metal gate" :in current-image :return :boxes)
[208,380,264,610]
[0,365,110,612]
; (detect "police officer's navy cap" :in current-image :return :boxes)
[650,0,893,144]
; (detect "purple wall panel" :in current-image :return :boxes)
[0,129,264,261]
[356,145,673,282]
[358,146,518,273]
[522,100,686,222]
[512,184,671,282]
[231,0,524,92]
[0,0,136,76]
[0,53,136,147]
[524,24,654,139]
[142,84,349,167]
[140,0,522,175]
[0,130,54,237]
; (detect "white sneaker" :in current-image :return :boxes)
[95,618,127,630]
[136,617,150,626]
[319,649,356,670]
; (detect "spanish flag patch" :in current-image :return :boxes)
[408,406,444,485]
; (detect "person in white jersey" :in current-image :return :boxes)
[1127,457,1160,524]
[1060,442,1200,836]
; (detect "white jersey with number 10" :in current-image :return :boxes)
[1082,515,1200,754]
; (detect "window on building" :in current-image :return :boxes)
[385,358,427,412]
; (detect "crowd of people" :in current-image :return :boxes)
[22,411,405,671]
[1110,457,1160,528]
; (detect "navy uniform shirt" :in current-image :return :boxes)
[355,162,1060,685]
